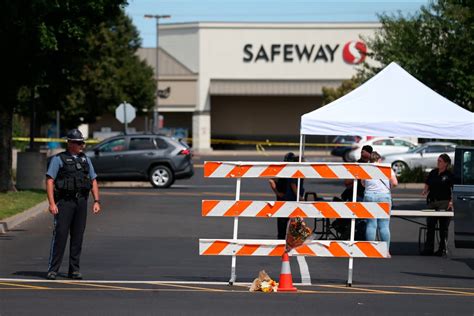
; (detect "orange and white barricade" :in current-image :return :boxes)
[200,161,392,286]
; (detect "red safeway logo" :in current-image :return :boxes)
[342,41,367,64]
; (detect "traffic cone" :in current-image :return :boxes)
[277,252,297,292]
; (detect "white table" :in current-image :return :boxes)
[392,210,454,218]
[391,210,454,253]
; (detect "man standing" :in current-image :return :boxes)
[45,129,101,280]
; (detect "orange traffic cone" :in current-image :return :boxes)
[277,252,297,292]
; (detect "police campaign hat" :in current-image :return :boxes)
[66,129,85,142]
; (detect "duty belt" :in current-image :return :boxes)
[56,191,89,199]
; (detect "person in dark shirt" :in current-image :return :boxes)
[269,152,297,239]
[421,154,454,257]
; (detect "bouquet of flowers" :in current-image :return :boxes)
[249,270,278,293]
[285,217,313,252]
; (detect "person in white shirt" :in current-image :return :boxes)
[362,151,398,253]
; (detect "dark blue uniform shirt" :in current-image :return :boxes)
[46,153,97,180]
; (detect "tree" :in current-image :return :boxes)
[56,11,156,128]
[363,0,473,111]
[0,0,126,192]
[322,75,363,105]
[322,0,473,112]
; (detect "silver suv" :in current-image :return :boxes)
[86,134,193,188]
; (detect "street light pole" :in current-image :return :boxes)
[144,14,171,134]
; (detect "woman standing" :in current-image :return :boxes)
[421,154,454,257]
[362,151,398,253]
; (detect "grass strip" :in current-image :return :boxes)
[0,190,46,220]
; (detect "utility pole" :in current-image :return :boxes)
[144,14,171,133]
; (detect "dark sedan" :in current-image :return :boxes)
[85,134,193,188]
[330,136,364,162]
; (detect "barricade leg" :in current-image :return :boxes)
[229,255,237,285]
[229,216,238,285]
[347,257,354,287]
[229,178,241,285]
[347,179,358,287]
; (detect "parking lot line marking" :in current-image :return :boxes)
[60,281,143,291]
[319,284,398,294]
[153,282,228,292]
[1,278,473,296]
[296,290,359,294]
[424,286,474,291]
[1,287,472,296]
[0,282,50,290]
[401,286,474,296]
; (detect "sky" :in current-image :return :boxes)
[125,0,429,47]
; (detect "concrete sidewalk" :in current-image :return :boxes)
[0,200,48,234]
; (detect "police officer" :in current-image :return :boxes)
[45,129,101,280]
[421,153,454,257]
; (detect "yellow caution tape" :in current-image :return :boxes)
[13,136,341,147]
[208,138,341,147]
[13,137,100,144]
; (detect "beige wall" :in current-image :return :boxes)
[159,26,200,73]
[211,96,323,138]
[158,79,197,111]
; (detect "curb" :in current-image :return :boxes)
[0,200,48,234]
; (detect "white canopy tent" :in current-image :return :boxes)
[297,63,473,285]
[300,62,474,143]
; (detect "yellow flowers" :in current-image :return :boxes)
[249,270,279,293]
[260,280,279,293]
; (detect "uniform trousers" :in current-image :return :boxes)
[48,196,88,274]
[425,200,450,252]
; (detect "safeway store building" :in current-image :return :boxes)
[99,22,380,151]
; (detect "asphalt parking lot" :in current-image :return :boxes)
[1,154,473,315]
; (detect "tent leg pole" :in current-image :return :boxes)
[297,134,305,202]
[298,134,305,162]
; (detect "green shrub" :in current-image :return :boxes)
[398,166,426,183]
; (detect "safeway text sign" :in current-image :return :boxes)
[242,40,367,65]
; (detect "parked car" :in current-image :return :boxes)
[85,134,194,188]
[382,142,456,176]
[346,137,417,162]
[454,146,474,248]
[330,136,366,162]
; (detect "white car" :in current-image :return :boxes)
[347,137,418,162]
[382,142,456,176]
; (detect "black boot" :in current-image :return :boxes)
[421,249,434,256]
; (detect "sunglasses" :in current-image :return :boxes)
[71,141,85,145]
